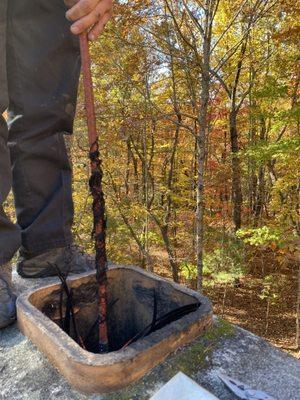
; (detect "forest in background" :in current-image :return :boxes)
[70,0,300,355]
[71,0,299,354]
[5,0,299,355]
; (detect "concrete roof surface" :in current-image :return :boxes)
[1,318,299,400]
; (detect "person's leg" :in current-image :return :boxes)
[0,0,21,266]
[7,0,81,258]
[0,0,18,329]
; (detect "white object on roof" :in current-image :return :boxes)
[150,372,220,400]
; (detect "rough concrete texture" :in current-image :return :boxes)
[1,317,300,400]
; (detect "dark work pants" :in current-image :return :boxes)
[0,0,81,265]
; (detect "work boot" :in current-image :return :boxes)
[0,263,17,329]
[17,245,95,279]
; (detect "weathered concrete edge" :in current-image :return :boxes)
[17,264,213,365]
[16,265,213,394]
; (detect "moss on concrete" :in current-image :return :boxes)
[105,319,234,400]
[173,319,233,375]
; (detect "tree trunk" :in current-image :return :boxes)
[196,42,210,291]
[229,110,243,231]
[254,166,265,223]
[161,225,179,282]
